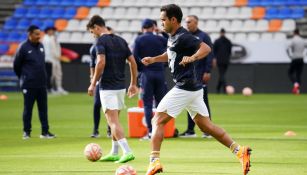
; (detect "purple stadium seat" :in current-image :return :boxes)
[7,32,21,42]
[51,7,65,19]
[38,7,52,19]
[26,7,40,18]
[17,19,31,30]
[0,44,9,55]
[63,7,77,19]
[3,18,18,30]
[24,0,37,6]
[14,7,27,18]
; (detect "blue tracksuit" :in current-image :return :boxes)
[13,40,49,134]
[133,32,167,133]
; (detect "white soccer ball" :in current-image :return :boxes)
[115,165,137,175]
[242,87,253,96]
[226,85,235,95]
[84,143,102,161]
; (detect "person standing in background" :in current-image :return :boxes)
[213,28,232,94]
[133,19,168,140]
[42,27,68,95]
[287,29,306,94]
[179,15,214,138]
[13,25,56,139]
[88,26,113,138]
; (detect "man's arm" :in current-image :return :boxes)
[179,42,211,66]
[127,55,138,98]
[88,54,105,96]
[141,52,168,66]
[13,45,23,78]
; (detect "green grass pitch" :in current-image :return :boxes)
[0,93,307,174]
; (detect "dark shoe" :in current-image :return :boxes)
[23,132,31,140]
[91,131,100,138]
[179,130,196,138]
[40,131,56,139]
[107,129,111,138]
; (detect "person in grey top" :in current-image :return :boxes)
[287,29,307,94]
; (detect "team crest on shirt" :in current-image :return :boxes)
[40,47,44,52]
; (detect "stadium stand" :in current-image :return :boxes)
[0,0,306,55]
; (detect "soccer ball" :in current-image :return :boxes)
[226,85,235,95]
[84,143,102,161]
[115,165,137,175]
[242,87,253,96]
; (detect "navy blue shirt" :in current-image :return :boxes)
[13,40,47,88]
[167,27,202,91]
[133,32,167,72]
[95,34,132,90]
[191,29,214,74]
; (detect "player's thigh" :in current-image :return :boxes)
[187,89,209,119]
[99,89,125,113]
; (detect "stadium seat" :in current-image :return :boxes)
[31,19,44,29]
[14,7,27,18]
[260,0,274,6]
[239,7,252,19]
[298,0,307,6]
[0,32,9,42]
[268,19,282,32]
[210,33,219,42]
[113,7,126,20]
[274,32,287,40]
[86,0,99,7]
[42,19,55,30]
[204,20,218,32]
[3,18,18,30]
[60,0,73,6]
[17,19,31,30]
[229,20,243,32]
[48,0,61,6]
[255,19,269,32]
[6,43,20,55]
[260,32,273,40]
[242,20,256,32]
[278,8,291,19]
[26,7,40,18]
[265,8,278,19]
[227,7,240,19]
[189,7,202,17]
[235,0,248,7]
[57,32,71,43]
[82,32,95,43]
[65,19,80,31]
[125,7,139,20]
[234,33,247,41]
[101,7,114,19]
[79,19,89,31]
[248,0,261,7]
[0,44,9,55]
[75,7,90,20]
[129,20,141,32]
[139,8,151,20]
[19,33,28,42]
[105,20,117,29]
[252,7,266,19]
[291,8,305,19]
[217,20,231,30]
[24,0,36,6]
[55,19,68,32]
[74,0,87,6]
[150,8,161,19]
[120,33,133,43]
[247,33,260,41]
[38,7,52,19]
[64,7,77,19]
[35,0,49,6]
[7,32,21,42]
[271,0,287,6]
[109,0,122,7]
[88,7,102,19]
[51,7,65,19]
[280,19,296,32]
[69,32,83,43]
[97,0,111,7]
[213,7,227,19]
[117,20,130,32]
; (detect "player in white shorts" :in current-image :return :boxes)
[142,4,251,175]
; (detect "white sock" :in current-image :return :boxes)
[110,140,119,155]
[117,138,132,154]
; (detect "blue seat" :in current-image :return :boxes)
[298,0,307,6]
[286,0,298,5]
[7,32,21,42]
[14,7,27,18]
[63,7,77,19]
[0,44,9,55]
[48,0,61,6]
[38,7,52,19]
[86,0,98,7]
[51,7,65,19]
[272,0,287,6]
[17,19,31,30]
[265,8,279,19]
[31,19,44,29]
[3,18,18,30]
[249,0,262,7]
[42,19,55,30]
[0,32,9,42]
[291,8,305,19]
[60,0,73,6]
[278,8,291,19]
[26,7,40,18]
[19,33,28,42]
[24,0,37,6]
[74,0,87,6]
[35,0,49,5]
[260,0,274,6]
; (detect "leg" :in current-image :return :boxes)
[203,86,211,120]
[295,59,304,84]
[45,62,52,92]
[142,72,154,134]
[92,85,101,136]
[288,60,296,84]
[22,88,36,135]
[36,88,49,134]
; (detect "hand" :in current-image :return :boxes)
[179,56,196,66]
[127,85,138,98]
[88,84,96,96]
[202,73,211,84]
[141,57,153,66]
[212,58,217,68]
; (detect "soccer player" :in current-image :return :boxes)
[13,25,55,139]
[87,15,138,163]
[89,26,113,138]
[133,19,167,140]
[141,4,251,175]
[180,15,214,138]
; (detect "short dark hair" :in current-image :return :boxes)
[27,25,40,33]
[187,15,199,21]
[87,15,105,30]
[106,26,112,31]
[220,28,226,34]
[294,28,300,35]
[160,4,183,23]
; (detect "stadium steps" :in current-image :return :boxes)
[0,0,22,28]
